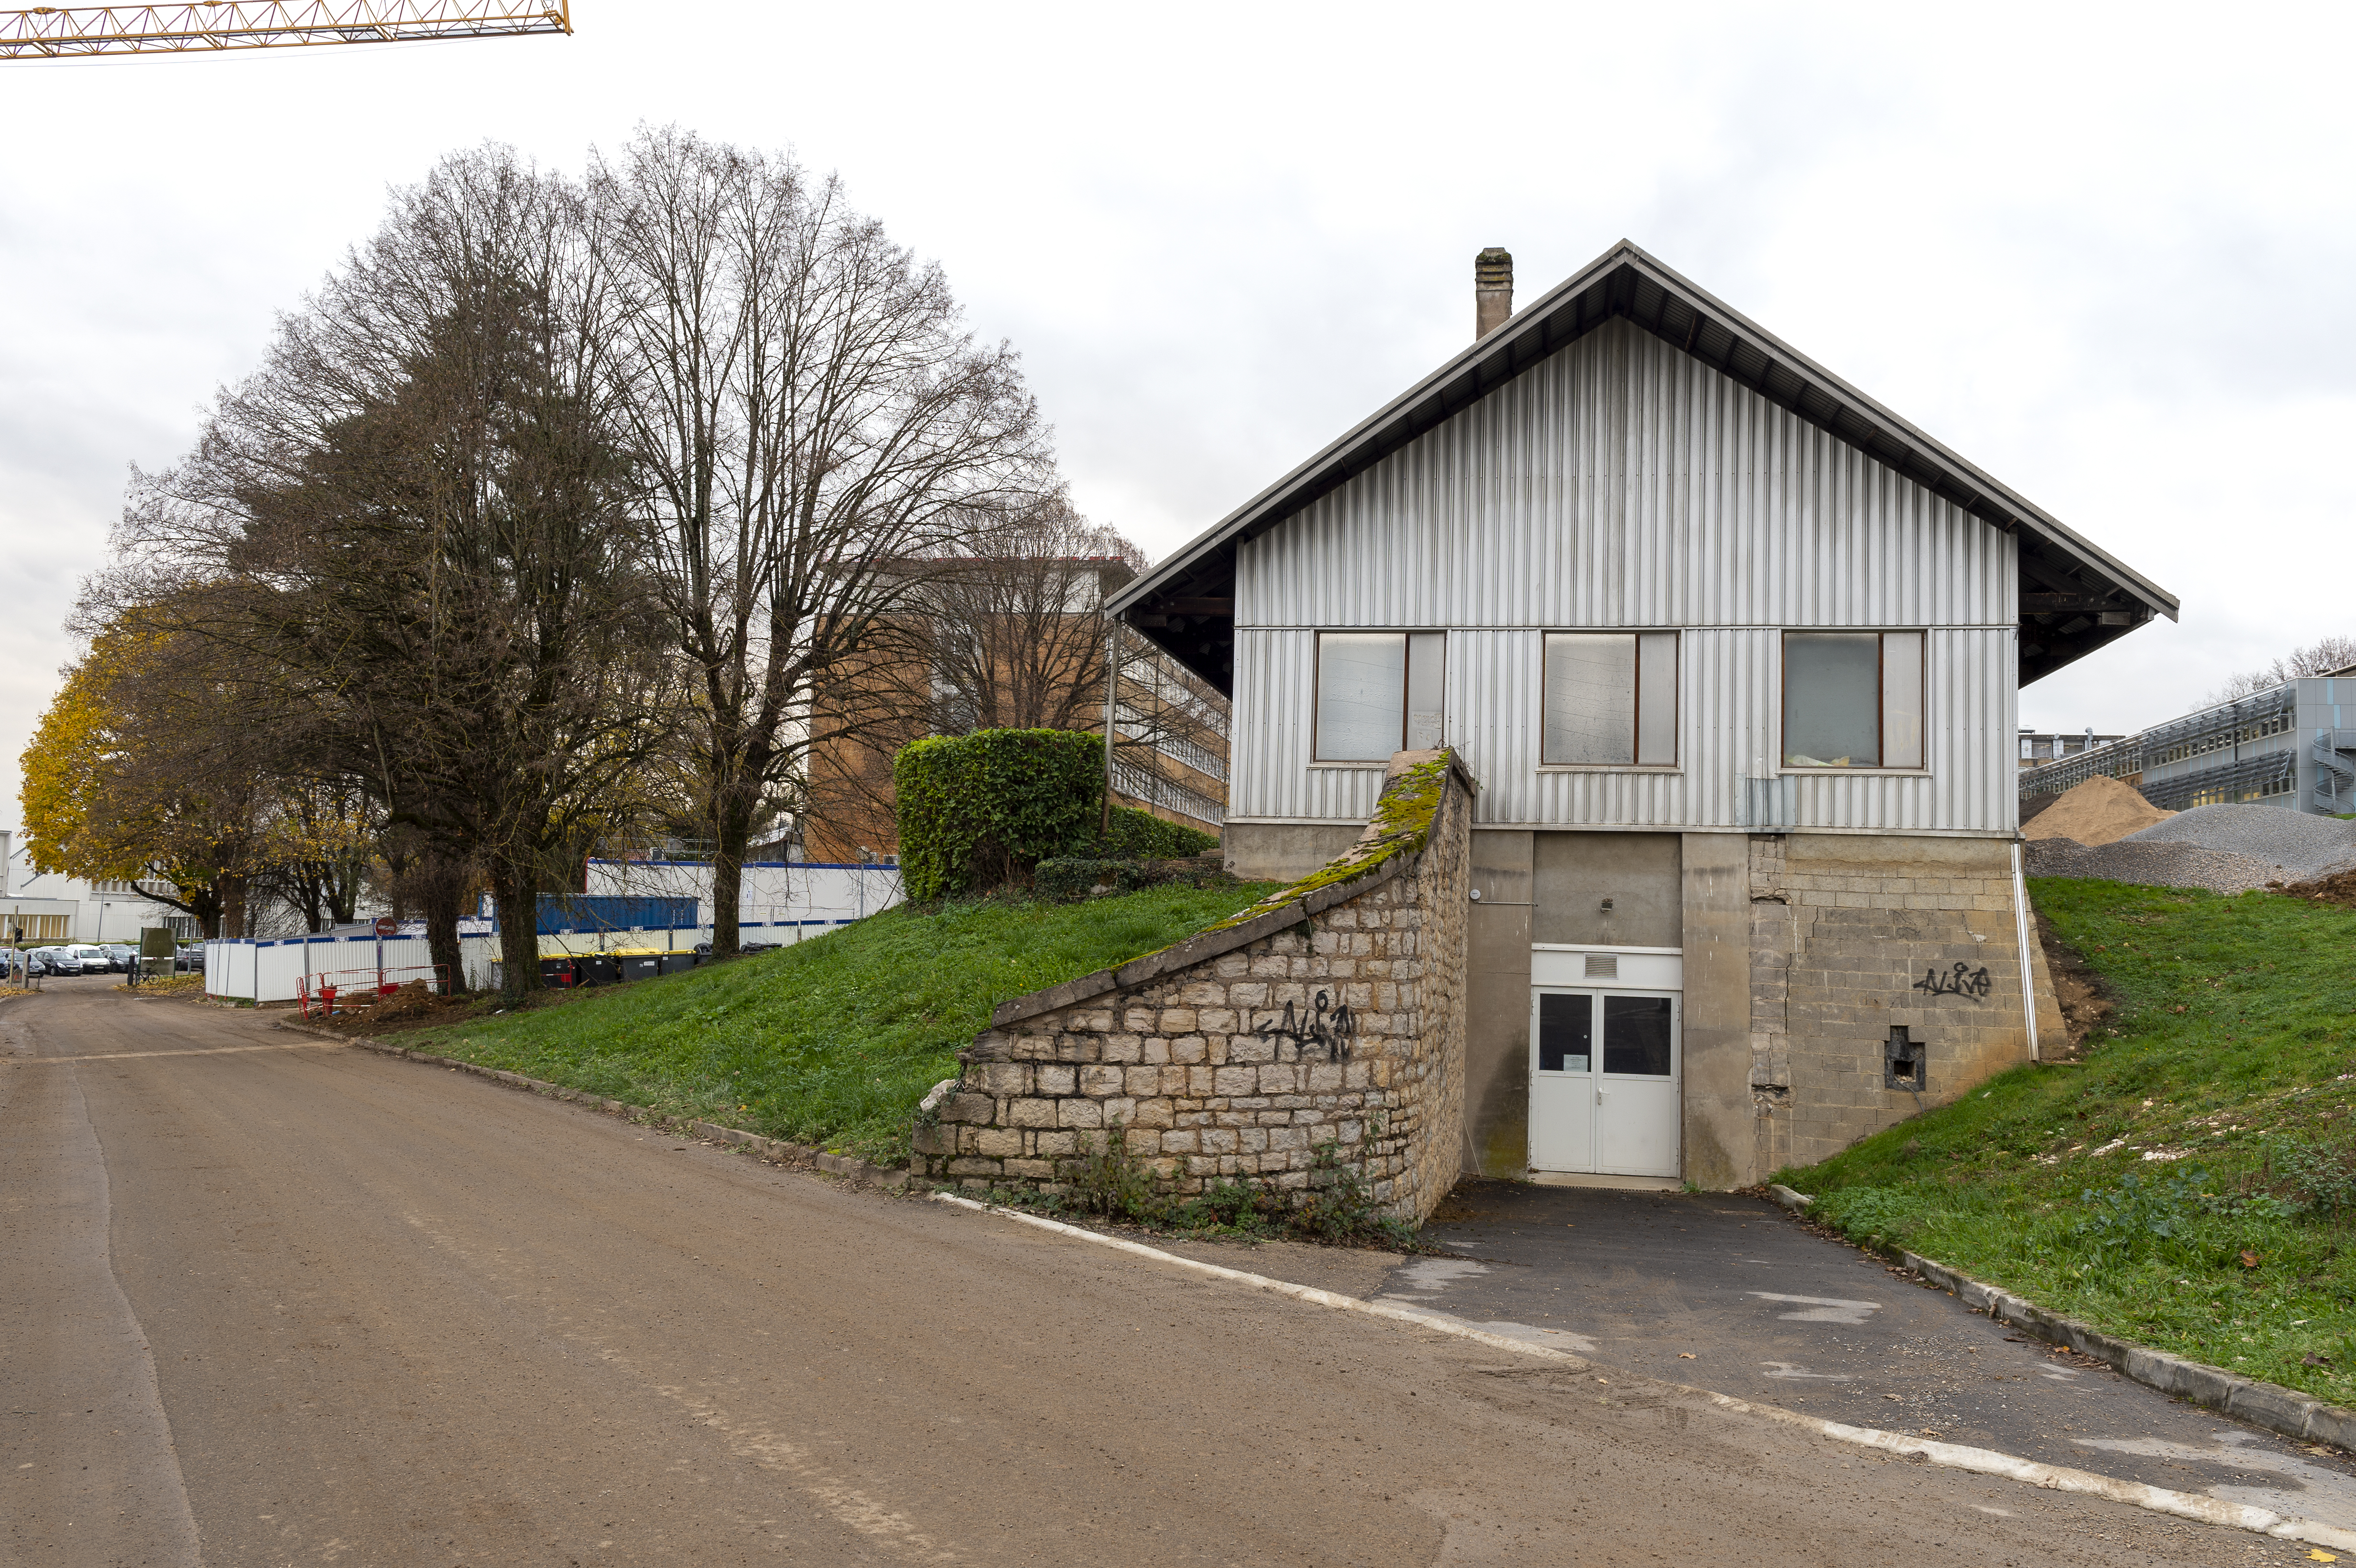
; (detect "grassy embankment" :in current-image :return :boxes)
[1781,877,2356,1404]
[399,882,1278,1168]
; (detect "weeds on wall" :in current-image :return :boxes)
[989,1122,1418,1250]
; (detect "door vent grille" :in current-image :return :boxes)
[1583,954,1619,979]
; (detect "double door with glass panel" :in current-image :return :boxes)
[1528,986,1680,1177]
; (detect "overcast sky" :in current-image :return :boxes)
[3,0,2350,828]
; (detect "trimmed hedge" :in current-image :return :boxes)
[1100,804,1219,860]
[894,729,1106,902]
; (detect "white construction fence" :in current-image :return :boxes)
[203,861,905,1004]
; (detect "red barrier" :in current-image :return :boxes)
[298,964,449,1019]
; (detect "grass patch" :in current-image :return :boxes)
[1780,877,2356,1404]
[401,882,1279,1167]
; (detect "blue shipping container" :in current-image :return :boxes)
[485,894,699,936]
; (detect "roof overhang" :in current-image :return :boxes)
[1111,240,2179,694]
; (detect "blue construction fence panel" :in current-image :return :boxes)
[495,894,701,936]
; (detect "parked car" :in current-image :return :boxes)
[176,946,204,973]
[101,944,138,972]
[33,947,83,976]
[66,944,115,973]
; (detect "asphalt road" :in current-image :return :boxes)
[0,980,2335,1566]
[1376,1180,2356,1527]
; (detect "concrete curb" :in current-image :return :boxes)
[275,1020,908,1190]
[933,1191,2356,1553]
[1764,1181,2356,1454]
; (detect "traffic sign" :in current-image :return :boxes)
[373,915,400,938]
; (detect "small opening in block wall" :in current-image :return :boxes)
[1884,1026,1927,1092]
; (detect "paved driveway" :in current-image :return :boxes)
[1375,1178,2356,1529]
[15,985,2303,1566]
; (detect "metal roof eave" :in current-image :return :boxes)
[1109,239,2179,627]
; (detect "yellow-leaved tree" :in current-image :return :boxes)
[18,625,262,938]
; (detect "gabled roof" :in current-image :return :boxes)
[1110,240,2179,693]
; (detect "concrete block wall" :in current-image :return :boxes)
[912,750,1474,1222]
[1745,833,2065,1177]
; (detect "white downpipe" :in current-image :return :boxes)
[2010,839,2040,1062]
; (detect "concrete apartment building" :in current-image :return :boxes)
[1099,241,2175,1191]
[2018,729,2127,769]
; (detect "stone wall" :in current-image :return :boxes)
[911,749,1474,1223]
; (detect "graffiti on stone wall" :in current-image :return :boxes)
[1911,962,1993,1000]
[1258,989,1356,1063]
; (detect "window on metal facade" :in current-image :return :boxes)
[1540,632,1679,765]
[1781,631,1925,769]
[1313,632,1444,761]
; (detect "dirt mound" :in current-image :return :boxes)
[2033,910,2113,1056]
[323,979,470,1033]
[370,980,443,1022]
[2022,775,2173,846]
[2282,868,2356,910]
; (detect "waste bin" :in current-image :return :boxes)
[658,952,703,977]
[574,956,619,987]
[618,954,660,983]
[537,957,577,989]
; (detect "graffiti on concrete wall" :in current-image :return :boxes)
[1911,962,1993,1000]
[1258,989,1356,1063]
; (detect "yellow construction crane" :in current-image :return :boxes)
[0,1,570,58]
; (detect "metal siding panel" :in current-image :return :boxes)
[1232,319,2018,831]
[1227,627,1385,822]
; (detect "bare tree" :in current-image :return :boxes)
[924,495,1145,733]
[798,500,1229,852]
[103,146,675,998]
[591,127,1050,952]
[249,780,378,934]
[2210,634,2356,703]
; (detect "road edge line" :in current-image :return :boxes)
[931,1190,2356,1553]
[1765,1184,2356,1456]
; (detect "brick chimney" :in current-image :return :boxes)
[1474,247,1513,340]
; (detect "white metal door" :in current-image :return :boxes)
[1594,992,1679,1176]
[1528,988,1680,1177]
[1528,990,1596,1172]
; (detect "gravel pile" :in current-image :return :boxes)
[2022,836,2291,895]
[2121,804,2356,881]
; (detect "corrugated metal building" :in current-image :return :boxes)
[1110,240,2176,1190]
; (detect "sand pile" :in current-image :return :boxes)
[2022,775,2173,846]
